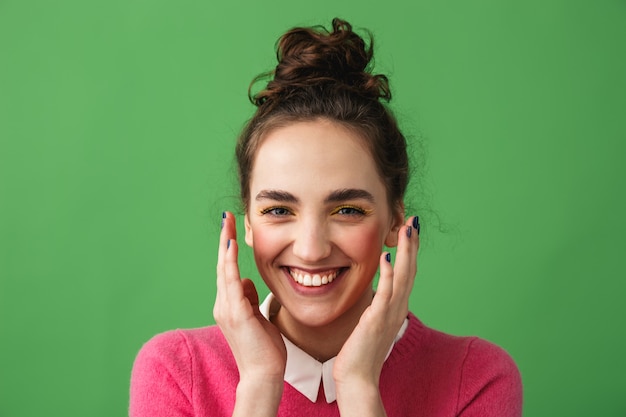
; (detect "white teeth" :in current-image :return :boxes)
[312,274,322,286]
[289,269,339,287]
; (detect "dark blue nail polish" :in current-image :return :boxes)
[385,253,391,263]
[406,225,412,238]
[413,216,420,235]
[227,239,231,249]
[222,212,226,219]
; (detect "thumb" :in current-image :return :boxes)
[241,278,260,309]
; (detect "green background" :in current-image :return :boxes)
[1,0,625,416]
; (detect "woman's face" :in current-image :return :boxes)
[244,119,403,330]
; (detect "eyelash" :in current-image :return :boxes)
[259,206,292,216]
[258,204,370,218]
[330,205,370,216]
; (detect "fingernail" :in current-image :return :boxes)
[227,239,231,249]
[385,253,391,263]
[221,212,226,229]
[413,216,420,235]
[406,225,412,238]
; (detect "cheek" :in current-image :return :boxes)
[249,226,284,265]
[341,222,386,264]
[250,228,271,257]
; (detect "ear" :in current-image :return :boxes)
[384,203,405,248]
[244,213,254,247]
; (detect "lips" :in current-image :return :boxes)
[287,267,343,287]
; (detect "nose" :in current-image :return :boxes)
[292,218,332,263]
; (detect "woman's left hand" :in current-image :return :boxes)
[334,216,419,417]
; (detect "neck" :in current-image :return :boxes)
[272,288,373,362]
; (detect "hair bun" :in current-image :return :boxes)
[252,18,391,106]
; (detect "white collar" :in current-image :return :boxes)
[259,293,408,403]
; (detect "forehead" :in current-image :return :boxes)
[249,120,386,200]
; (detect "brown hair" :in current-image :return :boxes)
[236,18,409,213]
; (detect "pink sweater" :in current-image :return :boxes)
[129,313,522,416]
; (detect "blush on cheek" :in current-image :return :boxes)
[248,228,283,295]
[348,226,384,254]
[342,222,387,274]
[250,228,277,265]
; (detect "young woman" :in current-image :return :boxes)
[130,18,522,417]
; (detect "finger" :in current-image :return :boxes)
[216,212,245,323]
[241,278,259,306]
[217,212,238,290]
[223,236,244,298]
[215,213,228,315]
[241,278,263,317]
[375,252,394,303]
[215,237,251,324]
[391,217,420,303]
[217,212,228,280]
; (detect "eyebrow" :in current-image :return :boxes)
[255,188,375,204]
[325,188,375,204]
[255,190,299,203]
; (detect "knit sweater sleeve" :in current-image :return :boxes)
[129,330,194,417]
[456,338,523,417]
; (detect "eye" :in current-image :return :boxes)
[259,206,293,217]
[331,205,368,216]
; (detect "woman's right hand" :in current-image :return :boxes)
[213,212,287,416]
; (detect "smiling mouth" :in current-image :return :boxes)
[287,267,343,287]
